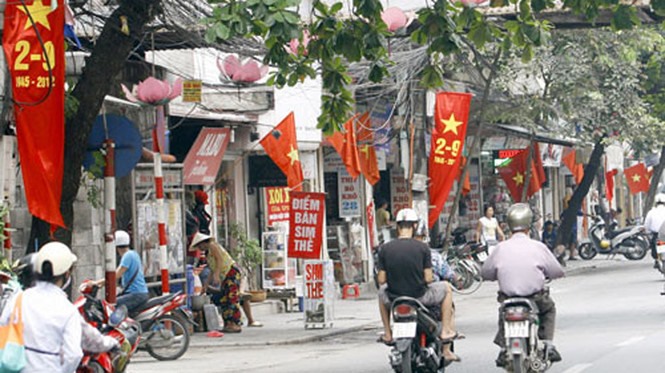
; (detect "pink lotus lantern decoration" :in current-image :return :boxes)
[288,30,311,56]
[217,55,268,84]
[381,7,409,32]
[121,77,183,106]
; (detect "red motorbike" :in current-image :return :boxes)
[77,281,194,362]
[75,282,140,373]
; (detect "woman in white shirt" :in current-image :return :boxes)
[476,206,505,251]
[1,242,82,373]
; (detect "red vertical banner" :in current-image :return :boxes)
[264,187,291,228]
[288,192,326,259]
[428,92,472,228]
[3,0,66,227]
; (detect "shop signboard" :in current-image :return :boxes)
[183,127,230,185]
[338,171,361,218]
[182,80,202,103]
[390,170,410,215]
[303,260,335,329]
[288,191,326,259]
[264,186,291,228]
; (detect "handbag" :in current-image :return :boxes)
[0,293,26,373]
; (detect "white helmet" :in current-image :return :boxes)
[655,193,665,205]
[395,208,419,223]
[114,230,131,247]
[36,242,78,276]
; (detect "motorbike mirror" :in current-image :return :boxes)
[109,305,128,327]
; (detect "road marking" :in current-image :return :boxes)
[616,336,645,347]
[562,363,593,373]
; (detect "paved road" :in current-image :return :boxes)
[128,259,665,372]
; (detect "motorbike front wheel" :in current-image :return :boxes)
[577,243,597,260]
[622,238,648,260]
[450,260,482,295]
[145,315,190,361]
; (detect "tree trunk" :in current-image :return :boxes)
[28,1,162,249]
[643,145,665,215]
[555,139,605,247]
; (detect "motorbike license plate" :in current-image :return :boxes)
[505,321,529,338]
[477,251,488,261]
[657,244,665,254]
[392,322,417,339]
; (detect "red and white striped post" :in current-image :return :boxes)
[154,106,169,294]
[103,139,117,303]
[3,202,11,262]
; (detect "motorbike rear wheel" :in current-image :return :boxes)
[87,361,106,373]
[577,243,597,260]
[145,314,190,361]
[399,344,412,373]
[512,354,526,373]
[622,238,648,260]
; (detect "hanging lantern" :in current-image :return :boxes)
[217,54,268,84]
[121,77,183,106]
[381,7,409,32]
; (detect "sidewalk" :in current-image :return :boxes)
[189,257,626,349]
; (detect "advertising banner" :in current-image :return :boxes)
[288,191,326,259]
[183,127,230,185]
[264,187,291,228]
[303,260,335,329]
[390,170,410,215]
[338,171,361,218]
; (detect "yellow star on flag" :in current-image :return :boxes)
[360,144,371,156]
[287,145,299,165]
[632,174,641,183]
[440,113,463,135]
[512,172,524,186]
[17,0,54,30]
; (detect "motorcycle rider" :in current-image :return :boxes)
[1,242,83,372]
[644,193,665,268]
[481,203,565,367]
[377,208,461,363]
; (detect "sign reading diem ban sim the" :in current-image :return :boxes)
[288,192,326,259]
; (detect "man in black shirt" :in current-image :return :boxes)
[377,208,461,362]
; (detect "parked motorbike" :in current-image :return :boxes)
[77,281,194,361]
[445,242,483,295]
[130,291,194,361]
[76,283,140,373]
[577,215,648,260]
[500,297,553,373]
[388,296,449,373]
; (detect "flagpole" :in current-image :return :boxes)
[521,135,535,202]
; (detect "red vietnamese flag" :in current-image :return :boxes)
[562,147,584,184]
[3,0,66,228]
[356,113,380,185]
[497,145,546,202]
[326,114,362,179]
[260,112,304,191]
[429,92,472,228]
[605,169,618,208]
[624,163,650,194]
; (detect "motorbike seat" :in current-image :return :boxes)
[607,227,632,239]
[501,297,539,313]
[129,293,177,316]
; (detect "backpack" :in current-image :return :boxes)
[0,293,26,372]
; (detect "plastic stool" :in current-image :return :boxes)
[342,284,360,299]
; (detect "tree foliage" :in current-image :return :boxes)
[205,0,661,133]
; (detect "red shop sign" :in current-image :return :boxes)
[288,192,326,259]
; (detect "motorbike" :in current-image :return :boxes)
[77,281,194,361]
[76,283,141,373]
[449,227,490,264]
[445,240,483,295]
[500,296,553,373]
[388,296,449,373]
[577,215,648,260]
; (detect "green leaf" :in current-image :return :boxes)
[521,44,534,62]
[610,5,640,30]
[531,0,547,12]
[215,24,231,40]
[330,2,343,13]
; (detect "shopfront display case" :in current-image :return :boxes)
[262,231,296,289]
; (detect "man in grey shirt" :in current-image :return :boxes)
[482,203,565,367]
